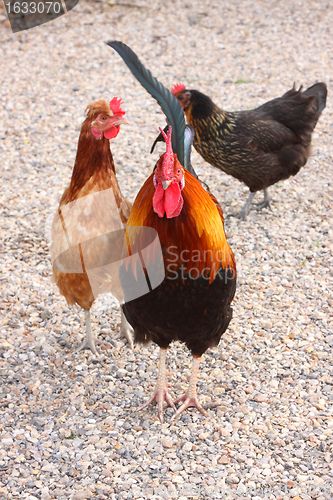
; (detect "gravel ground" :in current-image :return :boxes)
[1,0,333,499]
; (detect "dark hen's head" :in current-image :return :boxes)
[171,83,192,110]
[171,84,217,120]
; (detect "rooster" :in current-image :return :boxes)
[107,41,236,421]
[50,98,133,355]
[152,82,327,219]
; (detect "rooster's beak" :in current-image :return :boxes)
[162,179,172,190]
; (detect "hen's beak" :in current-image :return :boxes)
[110,116,129,127]
[91,116,129,130]
[162,179,172,190]
[91,115,129,140]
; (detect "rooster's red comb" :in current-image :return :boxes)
[171,83,186,95]
[110,97,126,116]
[160,126,174,179]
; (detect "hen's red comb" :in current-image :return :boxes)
[171,83,186,95]
[110,97,126,116]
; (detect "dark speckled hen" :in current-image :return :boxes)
[157,82,327,219]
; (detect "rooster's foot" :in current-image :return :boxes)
[137,348,175,423]
[171,356,207,420]
[138,385,176,423]
[171,393,208,420]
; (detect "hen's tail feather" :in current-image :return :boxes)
[303,82,327,117]
[106,41,185,165]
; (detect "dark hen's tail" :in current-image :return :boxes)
[106,41,185,166]
[257,82,327,140]
[303,82,327,117]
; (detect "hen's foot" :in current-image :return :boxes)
[254,199,272,210]
[254,189,272,211]
[72,310,99,356]
[231,208,249,221]
[73,336,99,356]
[116,309,134,349]
[138,348,175,423]
[229,192,255,220]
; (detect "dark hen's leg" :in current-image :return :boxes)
[171,356,208,420]
[231,192,256,220]
[138,348,176,423]
[254,189,272,211]
[73,310,99,356]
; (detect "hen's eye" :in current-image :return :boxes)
[100,116,107,121]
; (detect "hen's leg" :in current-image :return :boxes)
[138,347,176,423]
[172,356,208,420]
[116,309,134,349]
[231,192,255,220]
[73,310,98,356]
[254,189,272,211]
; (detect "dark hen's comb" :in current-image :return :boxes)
[171,83,186,95]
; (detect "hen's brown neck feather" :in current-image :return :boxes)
[68,118,115,200]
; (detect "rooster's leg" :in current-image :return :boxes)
[254,189,272,211]
[138,347,176,423]
[232,192,256,220]
[116,309,134,349]
[171,356,208,420]
[73,310,99,356]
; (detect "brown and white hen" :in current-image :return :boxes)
[50,98,133,354]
